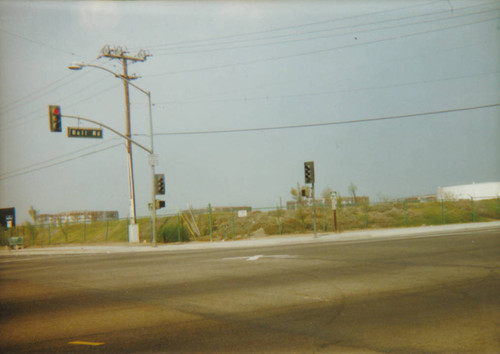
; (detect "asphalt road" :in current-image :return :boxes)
[1,228,499,353]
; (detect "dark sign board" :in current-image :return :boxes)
[67,127,103,138]
[0,207,15,228]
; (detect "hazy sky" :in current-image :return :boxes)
[1,0,499,223]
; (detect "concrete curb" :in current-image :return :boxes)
[2,221,499,256]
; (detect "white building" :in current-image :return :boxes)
[437,182,500,201]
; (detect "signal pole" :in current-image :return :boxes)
[98,46,150,234]
[304,161,317,238]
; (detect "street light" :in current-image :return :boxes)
[68,62,158,247]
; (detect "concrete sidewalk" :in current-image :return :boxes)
[2,221,499,256]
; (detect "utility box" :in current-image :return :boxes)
[128,224,139,243]
[8,236,23,249]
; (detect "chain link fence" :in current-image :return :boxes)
[2,197,499,247]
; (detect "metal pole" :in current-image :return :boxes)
[404,200,408,227]
[232,208,236,240]
[312,182,317,238]
[334,209,338,232]
[322,202,326,231]
[471,196,476,222]
[277,206,282,235]
[208,203,213,242]
[441,199,446,224]
[147,91,157,247]
[68,61,155,245]
[363,203,367,229]
[177,213,181,242]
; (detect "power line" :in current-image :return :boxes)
[154,2,498,56]
[0,80,119,131]
[3,103,497,179]
[140,0,443,52]
[0,58,102,116]
[154,70,499,106]
[0,140,120,177]
[147,15,499,78]
[151,103,500,137]
[0,28,86,58]
[0,143,123,180]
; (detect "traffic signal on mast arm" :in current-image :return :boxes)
[48,105,62,132]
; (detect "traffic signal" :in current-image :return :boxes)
[304,161,315,184]
[48,105,62,132]
[155,199,166,209]
[154,174,165,195]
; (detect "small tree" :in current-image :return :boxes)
[348,181,358,205]
[322,187,333,207]
[28,205,38,224]
[290,183,304,203]
[26,205,39,245]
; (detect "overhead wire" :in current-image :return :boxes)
[1,1,495,111]
[148,13,500,77]
[1,1,497,132]
[154,70,499,106]
[153,2,498,56]
[6,103,496,180]
[139,0,444,52]
[0,138,122,177]
[150,103,500,136]
[0,27,87,59]
[0,143,123,180]
[0,79,120,131]
[0,27,92,115]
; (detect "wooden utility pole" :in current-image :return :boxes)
[98,45,150,226]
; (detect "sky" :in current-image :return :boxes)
[0,0,499,224]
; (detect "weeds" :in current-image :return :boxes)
[2,198,499,246]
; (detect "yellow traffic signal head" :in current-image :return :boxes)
[48,105,62,132]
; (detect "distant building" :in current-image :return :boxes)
[402,195,436,203]
[286,200,309,210]
[339,196,369,206]
[437,182,500,201]
[286,196,370,210]
[182,206,252,215]
[37,210,119,225]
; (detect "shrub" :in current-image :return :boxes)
[158,223,190,243]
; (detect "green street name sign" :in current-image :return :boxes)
[67,127,103,138]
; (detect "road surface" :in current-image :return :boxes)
[1,227,499,352]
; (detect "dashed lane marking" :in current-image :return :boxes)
[69,341,105,346]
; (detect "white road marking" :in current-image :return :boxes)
[223,254,297,261]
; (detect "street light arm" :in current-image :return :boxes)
[68,63,150,95]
